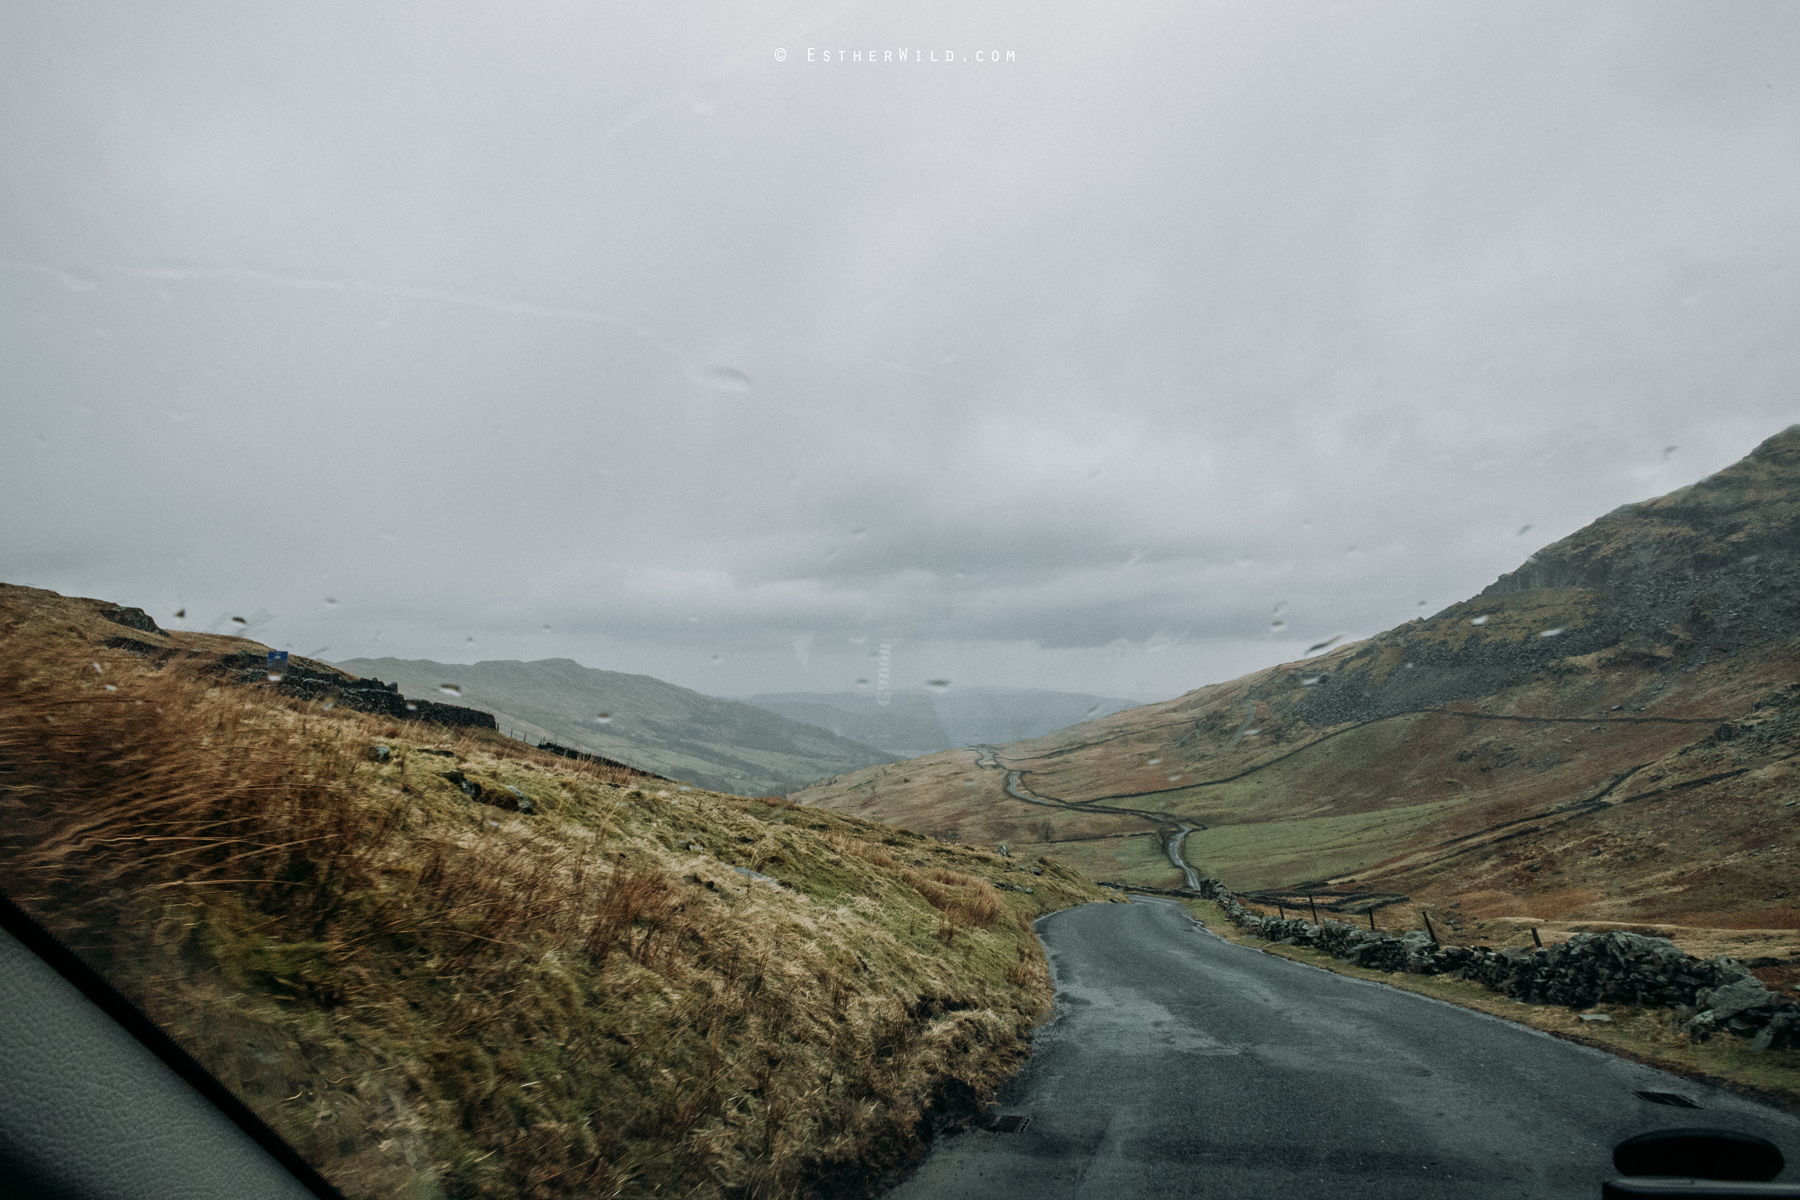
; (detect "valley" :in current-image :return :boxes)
[797,427,1800,976]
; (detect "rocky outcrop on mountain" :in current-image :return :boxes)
[1284,602,1621,729]
[1283,425,1800,731]
[102,605,162,635]
[215,652,498,730]
[1486,425,1800,601]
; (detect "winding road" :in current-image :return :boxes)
[884,898,1800,1199]
[973,745,1202,886]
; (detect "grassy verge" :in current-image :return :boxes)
[1169,895,1800,1111]
[0,617,1113,1199]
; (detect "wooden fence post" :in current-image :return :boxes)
[1308,895,1320,924]
[1422,911,1439,946]
[1531,926,1543,949]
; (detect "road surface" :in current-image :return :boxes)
[884,898,1800,1199]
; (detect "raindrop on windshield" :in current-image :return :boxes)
[854,677,869,687]
[173,608,185,619]
[1167,774,1182,782]
[378,529,397,541]
[1663,445,1678,458]
[1305,634,1343,654]
[466,636,475,644]
[1147,757,1161,765]
[1301,676,1322,686]
[711,653,722,663]
[1270,619,1286,631]
[694,365,752,393]
[962,780,975,787]
[324,597,339,607]
[1517,524,1533,537]
[595,713,613,725]
[1538,627,1564,638]
[926,679,951,691]
[231,616,247,625]
[1083,704,1101,718]
[1469,615,1489,625]
[1417,600,1428,607]
[439,684,462,696]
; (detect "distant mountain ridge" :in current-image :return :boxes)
[744,688,1142,757]
[333,656,896,795]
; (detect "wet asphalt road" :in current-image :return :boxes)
[883,899,1800,1200]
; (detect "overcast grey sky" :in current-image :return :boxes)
[5,2,1799,702]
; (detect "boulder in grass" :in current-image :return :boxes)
[104,606,162,634]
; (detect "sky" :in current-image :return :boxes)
[5,2,1800,703]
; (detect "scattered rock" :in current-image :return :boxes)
[732,865,779,885]
[103,605,161,634]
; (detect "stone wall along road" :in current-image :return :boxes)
[883,899,1800,1200]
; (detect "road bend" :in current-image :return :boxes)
[882,898,1800,1200]
[972,745,1201,883]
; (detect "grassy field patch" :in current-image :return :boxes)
[1183,797,1471,891]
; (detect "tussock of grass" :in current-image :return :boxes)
[0,620,1110,1199]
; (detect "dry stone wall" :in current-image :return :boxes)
[1166,878,1798,1051]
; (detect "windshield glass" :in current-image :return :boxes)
[4,4,1799,1198]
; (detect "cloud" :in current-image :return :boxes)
[4,1,1800,698]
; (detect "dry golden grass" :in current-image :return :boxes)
[0,590,1113,1200]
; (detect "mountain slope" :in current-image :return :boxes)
[0,582,1110,1199]
[796,427,1800,962]
[334,656,897,795]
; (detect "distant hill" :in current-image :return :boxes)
[796,426,1800,957]
[744,688,1141,758]
[333,657,896,795]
